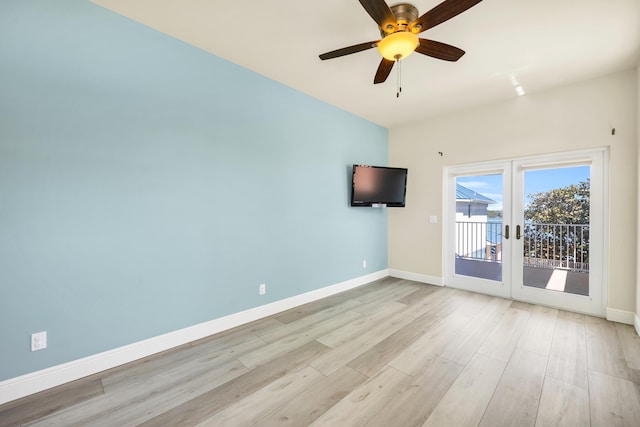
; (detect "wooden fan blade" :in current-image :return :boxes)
[319,41,378,60]
[359,0,397,33]
[416,39,465,61]
[374,58,395,84]
[410,0,482,33]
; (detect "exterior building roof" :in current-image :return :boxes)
[456,183,496,204]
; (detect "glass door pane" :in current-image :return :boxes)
[511,150,604,316]
[522,166,590,296]
[454,174,504,281]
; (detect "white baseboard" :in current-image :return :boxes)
[606,307,636,325]
[388,269,443,286]
[0,269,388,405]
[635,314,640,337]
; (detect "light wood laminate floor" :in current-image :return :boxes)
[2,277,640,426]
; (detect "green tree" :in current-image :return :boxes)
[523,180,590,268]
[525,180,589,224]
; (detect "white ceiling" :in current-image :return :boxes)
[91,0,640,128]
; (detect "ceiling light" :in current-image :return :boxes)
[377,31,419,61]
[510,74,526,96]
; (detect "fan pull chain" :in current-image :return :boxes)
[396,59,402,98]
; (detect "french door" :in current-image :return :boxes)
[445,150,606,316]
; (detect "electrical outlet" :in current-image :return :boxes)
[31,331,47,351]
[363,260,367,269]
[259,283,266,295]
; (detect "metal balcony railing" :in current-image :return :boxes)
[524,223,589,272]
[455,221,589,273]
[456,221,503,262]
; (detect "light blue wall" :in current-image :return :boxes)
[0,0,388,381]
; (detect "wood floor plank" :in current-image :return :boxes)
[188,317,284,346]
[98,360,247,427]
[102,335,264,392]
[194,365,325,426]
[439,297,512,365]
[256,366,368,426]
[586,315,636,382]
[588,369,640,427]
[35,338,261,425]
[395,286,457,318]
[96,321,275,393]
[273,292,361,324]
[546,310,588,389]
[366,356,464,427]
[25,359,248,426]
[449,291,494,322]
[396,284,440,305]
[510,300,534,312]
[315,301,407,349]
[535,376,590,427]
[352,279,414,305]
[423,353,506,427]
[324,277,399,305]
[308,365,411,426]
[138,340,330,427]
[477,307,531,362]
[388,313,468,375]
[479,348,547,427]
[257,298,362,343]
[351,282,423,315]
[517,305,558,356]
[0,378,104,427]
[405,289,492,323]
[347,311,442,377]
[615,322,640,370]
[237,309,361,369]
[274,279,392,326]
[310,309,416,375]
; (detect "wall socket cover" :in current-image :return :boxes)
[31,331,47,351]
[259,283,266,295]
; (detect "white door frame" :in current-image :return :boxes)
[510,150,607,316]
[444,160,512,299]
[443,148,608,317]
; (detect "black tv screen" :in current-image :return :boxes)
[351,165,408,207]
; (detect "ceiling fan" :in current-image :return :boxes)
[319,0,483,86]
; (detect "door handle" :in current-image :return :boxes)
[504,225,509,239]
[516,225,521,240]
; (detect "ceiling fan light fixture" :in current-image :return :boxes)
[377,31,419,61]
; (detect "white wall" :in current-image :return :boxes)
[636,65,640,329]
[389,69,638,314]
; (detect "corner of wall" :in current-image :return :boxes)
[636,65,640,332]
[388,269,444,286]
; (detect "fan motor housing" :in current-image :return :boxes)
[380,3,419,36]
[392,3,419,23]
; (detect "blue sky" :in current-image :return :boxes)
[457,165,590,211]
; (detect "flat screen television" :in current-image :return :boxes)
[351,164,408,207]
